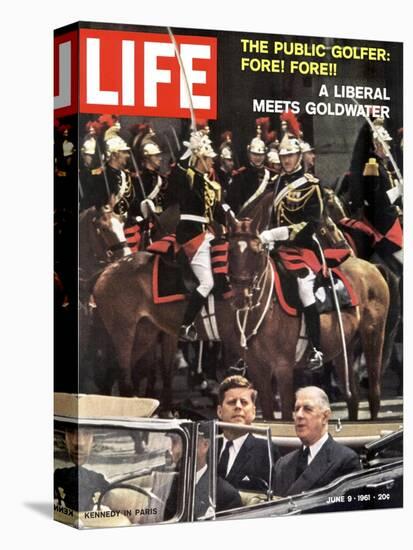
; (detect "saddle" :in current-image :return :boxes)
[147,235,232,304]
[271,253,358,317]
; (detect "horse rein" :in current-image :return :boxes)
[230,237,275,349]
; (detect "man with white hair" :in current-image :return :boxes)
[273,386,360,497]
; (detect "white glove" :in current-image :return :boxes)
[259,226,289,244]
[140,199,155,219]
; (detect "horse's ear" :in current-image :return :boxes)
[225,208,239,234]
[249,213,262,235]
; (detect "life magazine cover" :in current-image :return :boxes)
[53,21,403,528]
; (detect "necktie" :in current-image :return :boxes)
[218,440,233,478]
[295,446,310,480]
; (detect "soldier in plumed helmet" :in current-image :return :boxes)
[259,113,326,370]
[168,127,227,341]
[227,120,272,215]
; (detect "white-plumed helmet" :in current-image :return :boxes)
[181,130,217,162]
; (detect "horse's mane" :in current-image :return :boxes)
[238,190,274,233]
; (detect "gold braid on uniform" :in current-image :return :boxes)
[115,172,134,216]
[277,182,323,226]
[204,175,221,222]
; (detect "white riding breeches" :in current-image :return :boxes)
[297,268,316,308]
[190,233,214,298]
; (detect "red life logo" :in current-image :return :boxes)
[54,29,217,119]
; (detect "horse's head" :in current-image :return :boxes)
[94,206,131,260]
[323,187,347,223]
[227,214,267,290]
[317,211,353,254]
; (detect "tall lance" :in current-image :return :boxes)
[167,27,197,132]
[167,27,214,175]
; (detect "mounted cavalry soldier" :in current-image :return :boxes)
[169,129,227,342]
[348,117,403,264]
[259,130,325,370]
[227,122,272,215]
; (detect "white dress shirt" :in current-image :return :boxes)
[305,432,329,465]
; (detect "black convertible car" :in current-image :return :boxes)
[54,394,402,528]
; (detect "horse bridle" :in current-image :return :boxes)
[229,232,267,289]
[92,213,129,262]
[229,232,274,349]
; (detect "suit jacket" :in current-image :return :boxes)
[220,433,280,493]
[194,469,242,518]
[273,435,361,497]
[54,466,109,512]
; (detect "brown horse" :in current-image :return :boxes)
[93,200,390,419]
[78,206,132,394]
[226,215,389,420]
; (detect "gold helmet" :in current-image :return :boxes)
[278,112,303,156]
[248,124,266,154]
[106,136,130,156]
[219,131,234,160]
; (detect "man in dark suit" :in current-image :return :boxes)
[273,386,361,497]
[164,427,242,520]
[194,426,242,518]
[217,376,280,493]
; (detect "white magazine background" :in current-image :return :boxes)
[2,0,410,547]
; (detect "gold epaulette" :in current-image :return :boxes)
[289,222,307,240]
[363,158,379,177]
[304,173,319,183]
[187,167,195,189]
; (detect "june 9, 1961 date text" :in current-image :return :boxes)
[326,493,391,504]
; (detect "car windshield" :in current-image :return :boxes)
[193,421,274,520]
[54,419,187,527]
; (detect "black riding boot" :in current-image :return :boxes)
[179,290,206,341]
[303,303,324,370]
